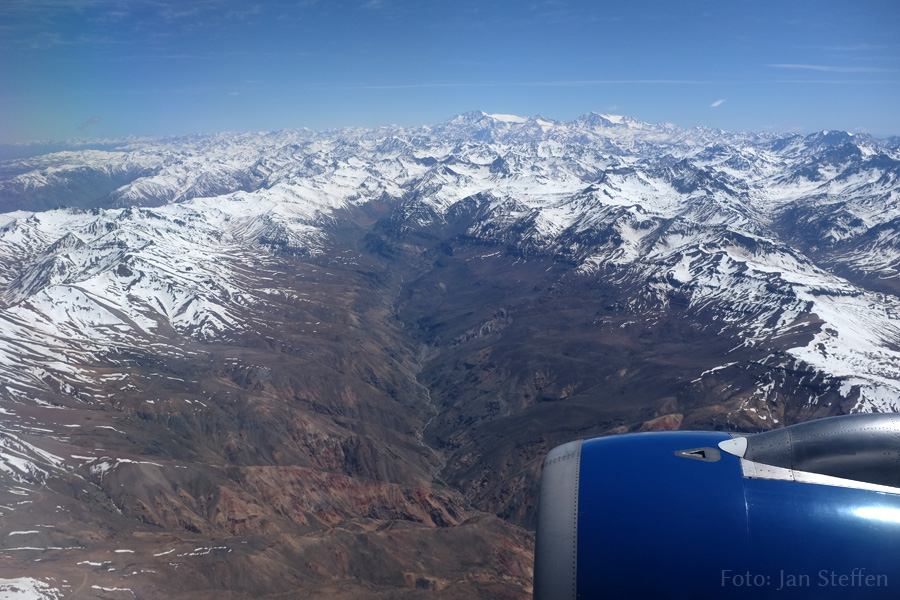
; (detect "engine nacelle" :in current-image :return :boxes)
[534,413,900,599]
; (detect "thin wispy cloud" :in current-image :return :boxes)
[159,5,204,22]
[828,43,896,52]
[2,0,236,16]
[77,116,101,132]
[773,79,897,85]
[526,0,585,25]
[768,64,893,73]
[2,0,271,53]
[710,99,725,108]
[352,79,712,90]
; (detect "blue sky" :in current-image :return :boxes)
[1,0,898,142]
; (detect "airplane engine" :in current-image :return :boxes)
[534,413,900,599]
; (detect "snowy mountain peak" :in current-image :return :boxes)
[484,112,528,124]
[594,113,626,124]
[574,112,643,128]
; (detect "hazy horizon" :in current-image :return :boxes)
[2,109,900,155]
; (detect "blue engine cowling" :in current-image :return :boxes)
[534,413,900,599]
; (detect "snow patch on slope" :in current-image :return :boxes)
[0,578,62,600]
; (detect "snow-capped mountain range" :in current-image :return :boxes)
[2,111,898,413]
[0,111,899,598]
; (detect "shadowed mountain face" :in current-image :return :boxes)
[0,113,898,598]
